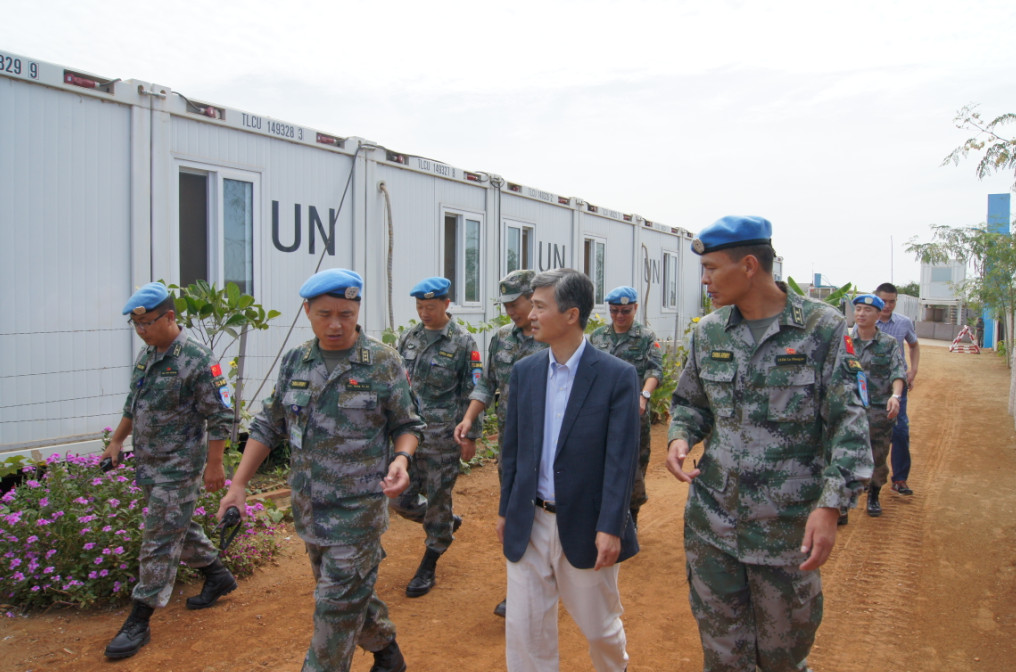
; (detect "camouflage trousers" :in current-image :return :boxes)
[390,432,461,553]
[868,408,893,489]
[629,415,652,512]
[132,475,218,608]
[685,531,822,672]
[302,540,396,672]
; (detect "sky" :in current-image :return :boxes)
[2,0,1015,292]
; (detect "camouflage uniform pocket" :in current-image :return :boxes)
[766,367,816,422]
[147,378,181,412]
[700,368,735,418]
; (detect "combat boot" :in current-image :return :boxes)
[104,601,153,659]
[866,486,882,517]
[405,548,441,598]
[186,557,237,610]
[369,638,407,672]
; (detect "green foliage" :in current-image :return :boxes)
[0,455,33,480]
[787,276,854,308]
[169,280,280,353]
[896,281,920,297]
[907,224,1016,366]
[0,453,282,613]
[648,318,694,424]
[942,106,1016,189]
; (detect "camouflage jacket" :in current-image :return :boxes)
[469,322,548,431]
[589,321,664,384]
[397,318,482,442]
[668,290,873,565]
[249,330,425,545]
[124,330,234,485]
[850,327,906,406]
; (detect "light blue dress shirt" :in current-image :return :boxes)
[537,338,587,502]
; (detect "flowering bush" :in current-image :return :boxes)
[1,452,284,613]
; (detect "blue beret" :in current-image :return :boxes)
[299,269,363,300]
[692,216,772,255]
[605,286,638,305]
[852,294,885,311]
[123,282,170,315]
[410,277,451,300]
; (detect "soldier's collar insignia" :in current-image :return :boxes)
[358,348,372,364]
[791,305,804,326]
[172,343,182,357]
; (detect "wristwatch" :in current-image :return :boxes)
[641,390,652,400]
[891,394,902,400]
[393,451,414,464]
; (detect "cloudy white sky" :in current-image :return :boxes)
[3,0,1015,291]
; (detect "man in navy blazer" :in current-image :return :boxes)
[497,268,640,672]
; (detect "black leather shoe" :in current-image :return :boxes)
[453,514,462,533]
[406,548,441,598]
[369,639,407,672]
[186,558,238,610]
[493,598,507,618]
[104,602,153,659]
[837,512,849,526]
[866,487,882,517]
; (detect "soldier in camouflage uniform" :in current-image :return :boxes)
[454,269,547,618]
[851,294,905,518]
[102,282,237,660]
[665,217,873,672]
[218,269,423,672]
[392,277,483,598]
[589,286,663,527]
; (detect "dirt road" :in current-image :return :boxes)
[3,341,1015,671]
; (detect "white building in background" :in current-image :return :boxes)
[2,49,750,460]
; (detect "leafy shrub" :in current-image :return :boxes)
[0,452,283,614]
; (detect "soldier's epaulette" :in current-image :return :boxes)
[171,343,183,358]
[356,347,373,365]
[301,341,315,361]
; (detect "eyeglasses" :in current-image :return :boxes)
[609,307,634,315]
[127,312,170,330]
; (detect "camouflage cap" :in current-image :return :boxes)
[498,269,535,303]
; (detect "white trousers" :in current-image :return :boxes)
[505,508,628,672]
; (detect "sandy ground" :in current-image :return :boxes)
[3,340,1015,672]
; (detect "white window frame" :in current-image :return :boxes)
[662,250,680,311]
[441,207,484,306]
[173,161,262,295]
[504,219,534,275]
[583,236,607,304]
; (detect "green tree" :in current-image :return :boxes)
[168,280,281,461]
[896,281,920,297]
[906,226,1016,365]
[942,106,1016,188]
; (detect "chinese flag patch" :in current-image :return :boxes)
[210,364,222,377]
[843,335,855,356]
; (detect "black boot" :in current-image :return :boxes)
[405,548,441,598]
[369,638,407,672]
[630,508,639,529]
[186,557,237,610]
[104,601,153,659]
[493,598,507,618]
[866,486,882,517]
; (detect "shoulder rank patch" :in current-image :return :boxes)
[792,305,804,326]
[290,379,310,389]
[844,334,856,356]
[710,350,734,361]
[775,354,808,366]
[358,348,372,365]
[346,379,372,391]
[172,343,183,357]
